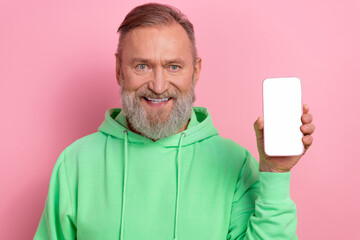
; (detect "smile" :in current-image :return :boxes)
[143,97,171,104]
[142,97,173,108]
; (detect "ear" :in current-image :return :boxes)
[115,53,122,87]
[193,57,202,86]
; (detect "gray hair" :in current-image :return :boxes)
[116,3,198,66]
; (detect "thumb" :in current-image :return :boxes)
[254,116,265,159]
[253,116,264,140]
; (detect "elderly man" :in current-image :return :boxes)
[34,3,314,240]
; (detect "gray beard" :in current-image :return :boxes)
[121,85,195,141]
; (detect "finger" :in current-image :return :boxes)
[301,113,313,124]
[303,104,309,114]
[253,116,264,139]
[253,116,264,131]
[302,135,313,149]
[300,123,315,135]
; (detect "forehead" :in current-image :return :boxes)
[121,23,193,62]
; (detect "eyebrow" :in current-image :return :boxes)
[130,57,186,66]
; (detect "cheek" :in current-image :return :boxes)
[122,72,149,92]
[170,72,194,93]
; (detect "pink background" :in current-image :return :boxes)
[1,0,359,239]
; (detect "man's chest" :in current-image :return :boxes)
[74,145,238,239]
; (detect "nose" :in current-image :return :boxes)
[148,67,169,95]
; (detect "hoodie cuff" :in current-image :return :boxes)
[257,171,291,203]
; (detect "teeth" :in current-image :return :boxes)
[145,97,170,103]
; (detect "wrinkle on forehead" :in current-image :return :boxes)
[122,23,193,65]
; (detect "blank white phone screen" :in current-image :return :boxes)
[263,77,304,156]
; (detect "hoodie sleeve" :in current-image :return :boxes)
[33,150,76,240]
[227,150,298,240]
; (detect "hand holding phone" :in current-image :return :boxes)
[254,79,315,172]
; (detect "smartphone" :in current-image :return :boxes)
[263,77,304,156]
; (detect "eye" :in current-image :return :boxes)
[168,65,180,72]
[135,64,151,72]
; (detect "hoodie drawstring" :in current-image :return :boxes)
[119,130,185,240]
[174,132,186,240]
[120,130,128,240]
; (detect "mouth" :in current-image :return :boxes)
[144,97,171,103]
[142,97,172,107]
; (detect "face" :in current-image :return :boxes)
[115,22,201,140]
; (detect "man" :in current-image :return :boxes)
[34,3,314,240]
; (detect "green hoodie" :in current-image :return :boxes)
[34,107,297,240]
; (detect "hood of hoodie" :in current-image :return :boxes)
[98,106,219,147]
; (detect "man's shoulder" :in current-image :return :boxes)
[206,135,249,152]
[52,131,112,174]
[201,135,253,162]
[60,131,109,159]
[49,132,107,174]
